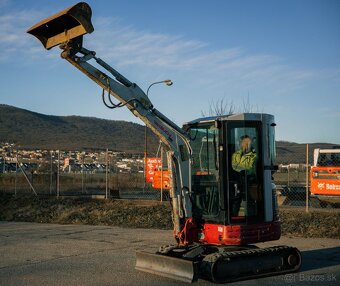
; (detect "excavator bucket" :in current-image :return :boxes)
[135,251,198,283]
[27,2,93,49]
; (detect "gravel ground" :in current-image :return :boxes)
[0,193,339,239]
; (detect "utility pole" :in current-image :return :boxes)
[82,153,84,194]
[144,125,148,187]
[57,150,60,198]
[15,151,18,196]
[105,148,108,199]
[144,79,173,189]
[50,151,53,195]
[306,144,309,213]
[160,143,163,202]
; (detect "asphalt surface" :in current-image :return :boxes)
[0,221,339,286]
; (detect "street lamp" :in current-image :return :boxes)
[146,79,173,97]
[144,79,173,186]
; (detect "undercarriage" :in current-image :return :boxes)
[136,244,302,283]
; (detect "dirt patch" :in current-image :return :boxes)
[0,193,339,239]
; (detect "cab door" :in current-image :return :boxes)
[225,121,265,224]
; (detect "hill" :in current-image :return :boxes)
[276,141,339,164]
[0,104,158,153]
[0,104,338,160]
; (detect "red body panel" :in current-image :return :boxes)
[176,218,281,246]
[199,221,281,245]
[310,166,340,196]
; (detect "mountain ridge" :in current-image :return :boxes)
[0,104,338,162]
[0,104,158,153]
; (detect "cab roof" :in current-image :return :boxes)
[184,113,274,126]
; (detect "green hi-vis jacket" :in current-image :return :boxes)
[232,149,257,175]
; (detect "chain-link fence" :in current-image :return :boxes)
[1,145,339,210]
[0,149,168,201]
[274,144,340,210]
[0,171,168,199]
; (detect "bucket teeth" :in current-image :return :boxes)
[27,2,94,49]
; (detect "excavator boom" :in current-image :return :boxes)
[27,0,193,246]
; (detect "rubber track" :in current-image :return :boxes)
[200,245,301,283]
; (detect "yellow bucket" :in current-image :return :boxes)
[27,2,94,49]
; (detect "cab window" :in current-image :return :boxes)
[227,123,264,223]
[190,126,219,217]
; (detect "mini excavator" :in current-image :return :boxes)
[27,2,301,283]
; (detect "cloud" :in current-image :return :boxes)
[85,16,323,95]
[0,7,335,96]
[0,8,48,61]
[90,18,208,69]
[91,17,240,71]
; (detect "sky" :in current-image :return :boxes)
[0,0,339,144]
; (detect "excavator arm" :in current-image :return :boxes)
[27,2,192,240]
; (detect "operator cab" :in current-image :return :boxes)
[184,113,278,228]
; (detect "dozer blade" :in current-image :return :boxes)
[136,251,198,283]
[27,2,94,49]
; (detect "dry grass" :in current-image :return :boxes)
[0,193,339,239]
